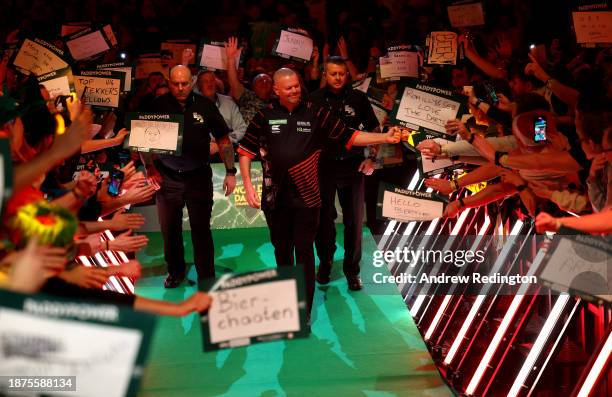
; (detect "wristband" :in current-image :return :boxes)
[516,184,527,192]
[494,151,508,166]
[458,197,466,208]
[368,154,377,161]
[225,167,237,175]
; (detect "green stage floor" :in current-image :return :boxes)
[135,227,452,397]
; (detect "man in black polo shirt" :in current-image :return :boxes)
[145,65,237,288]
[237,68,400,315]
[310,56,380,291]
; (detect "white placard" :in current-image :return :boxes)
[370,102,388,126]
[540,235,611,301]
[41,75,71,98]
[0,308,142,397]
[208,279,300,344]
[447,3,485,27]
[396,87,461,134]
[97,65,133,92]
[428,32,458,65]
[380,51,419,79]
[12,39,69,76]
[66,30,110,60]
[61,23,90,37]
[74,74,122,108]
[199,44,241,70]
[128,119,180,152]
[572,12,612,44]
[274,30,314,62]
[382,190,445,222]
[353,76,372,93]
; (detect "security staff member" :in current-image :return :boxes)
[310,56,380,291]
[238,68,400,314]
[145,65,237,288]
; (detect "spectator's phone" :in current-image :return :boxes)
[534,116,547,142]
[108,169,125,197]
[483,82,499,105]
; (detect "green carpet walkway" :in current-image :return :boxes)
[135,227,452,397]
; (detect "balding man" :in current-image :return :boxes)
[145,65,237,288]
[225,37,273,124]
[238,68,401,319]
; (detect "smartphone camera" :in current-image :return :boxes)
[107,169,125,197]
[534,116,547,142]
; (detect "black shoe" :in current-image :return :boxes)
[347,276,363,291]
[316,266,331,285]
[164,274,185,288]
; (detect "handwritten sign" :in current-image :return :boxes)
[540,231,611,302]
[37,67,73,98]
[126,113,183,155]
[97,62,133,92]
[379,50,419,79]
[0,289,156,397]
[572,11,612,44]
[161,41,196,67]
[378,184,446,222]
[428,32,458,65]
[12,38,69,76]
[199,43,241,70]
[417,138,462,176]
[447,2,485,27]
[66,29,111,61]
[390,84,464,136]
[200,267,308,351]
[74,70,125,108]
[272,30,314,62]
[135,55,169,80]
[60,22,90,37]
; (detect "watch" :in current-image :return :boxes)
[225,167,237,175]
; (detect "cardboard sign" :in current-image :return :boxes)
[200,267,309,351]
[377,183,447,222]
[390,84,465,137]
[135,55,169,80]
[161,41,197,67]
[0,289,156,397]
[427,32,458,65]
[272,30,313,63]
[60,22,91,37]
[65,28,112,61]
[417,142,463,176]
[198,42,241,70]
[379,46,419,79]
[572,11,612,44]
[74,70,125,108]
[539,230,611,302]
[126,113,184,155]
[37,67,74,99]
[11,38,69,76]
[97,62,134,92]
[447,2,485,27]
[0,139,13,214]
[353,76,372,93]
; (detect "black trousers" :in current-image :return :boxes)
[315,157,364,278]
[264,206,320,313]
[156,164,215,280]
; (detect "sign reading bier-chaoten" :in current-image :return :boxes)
[0,289,156,397]
[200,267,309,351]
[377,183,447,222]
[390,83,466,139]
[125,113,184,155]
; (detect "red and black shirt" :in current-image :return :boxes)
[237,100,358,209]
